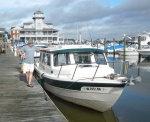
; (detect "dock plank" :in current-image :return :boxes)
[0,49,68,122]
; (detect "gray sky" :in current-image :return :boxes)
[0,0,150,40]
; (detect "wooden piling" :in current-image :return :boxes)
[138,36,141,63]
[104,38,107,53]
[122,37,126,75]
[113,38,115,58]
[123,37,126,57]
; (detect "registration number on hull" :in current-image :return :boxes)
[81,87,111,93]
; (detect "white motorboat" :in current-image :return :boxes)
[116,48,138,56]
[106,44,124,54]
[137,31,150,46]
[34,45,138,112]
[126,31,150,46]
[119,31,150,56]
[116,43,138,56]
[98,43,124,54]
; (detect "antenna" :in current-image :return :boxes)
[87,25,92,45]
[76,26,78,42]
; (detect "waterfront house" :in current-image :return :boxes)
[10,10,60,44]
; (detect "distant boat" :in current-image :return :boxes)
[106,44,124,53]
[137,31,150,46]
[116,42,138,56]
[117,31,150,56]
[126,31,150,46]
[96,43,124,54]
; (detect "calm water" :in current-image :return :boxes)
[46,55,150,122]
[113,57,150,122]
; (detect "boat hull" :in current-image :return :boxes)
[34,70,126,112]
[116,50,138,56]
[138,50,150,58]
[43,82,123,112]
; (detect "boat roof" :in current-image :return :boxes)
[41,45,104,54]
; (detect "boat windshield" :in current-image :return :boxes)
[53,52,107,66]
[73,52,107,65]
[74,53,91,64]
[94,53,107,65]
[54,53,70,66]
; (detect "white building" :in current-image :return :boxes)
[19,10,59,44]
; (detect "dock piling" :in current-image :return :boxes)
[138,36,141,63]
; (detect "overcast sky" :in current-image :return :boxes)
[0,0,150,40]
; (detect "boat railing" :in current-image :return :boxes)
[57,63,64,78]
[92,64,100,81]
[72,64,78,80]
[57,61,129,80]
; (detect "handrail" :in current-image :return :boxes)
[92,64,100,81]
[57,64,63,78]
[56,61,129,80]
[72,64,78,80]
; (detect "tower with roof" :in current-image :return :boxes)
[33,10,45,30]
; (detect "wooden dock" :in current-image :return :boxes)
[0,48,68,122]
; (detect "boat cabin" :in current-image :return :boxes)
[36,45,114,78]
[39,46,107,66]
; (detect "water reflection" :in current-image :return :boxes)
[138,57,150,69]
[46,90,118,122]
[109,55,150,122]
[110,54,150,69]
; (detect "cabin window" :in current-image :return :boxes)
[42,53,46,64]
[74,53,91,64]
[54,53,70,66]
[42,53,50,65]
[94,53,107,65]
[46,54,51,66]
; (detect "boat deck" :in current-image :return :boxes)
[43,72,126,84]
[0,48,68,122]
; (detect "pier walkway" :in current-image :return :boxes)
[0,49,68,122]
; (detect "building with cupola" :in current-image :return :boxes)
[11,10,61,44]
